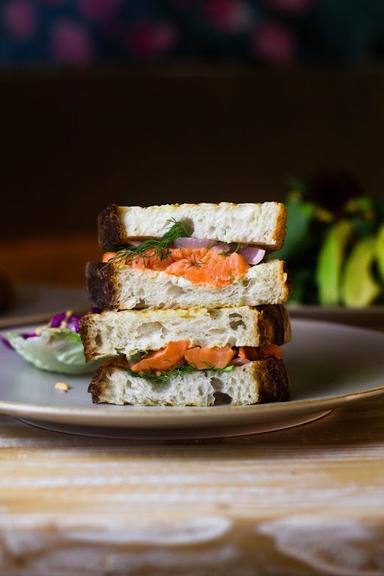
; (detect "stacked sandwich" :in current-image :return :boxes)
[80,202,291,406]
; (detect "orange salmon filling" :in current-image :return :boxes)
[123,341,282,374]
[103,247,250,288]
[131,341,189,372]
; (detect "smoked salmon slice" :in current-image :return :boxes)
[130,341,190,372]
[129,342,281,375]
[165,248,249,288]
[103,247,249,288]
[184,346,235,369]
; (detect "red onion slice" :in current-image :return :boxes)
[239,247,266,265]
[210,242,231,253]
[231,357,250,366]
[173,237,214,249]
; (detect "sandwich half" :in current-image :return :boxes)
[81,304,291,406]
[87,202,289,310]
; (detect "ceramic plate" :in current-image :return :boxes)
[0,319,384,439]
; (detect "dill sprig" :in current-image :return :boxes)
[127,349,148,364]
[110,219,191,264]
[126,363,235,384]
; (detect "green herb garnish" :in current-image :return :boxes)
[126,363,235,384]
[111,219,190,264]
[127,349,148,364]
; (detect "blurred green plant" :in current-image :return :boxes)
[275,172,384,307]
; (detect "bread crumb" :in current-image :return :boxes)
[55,382,71,392]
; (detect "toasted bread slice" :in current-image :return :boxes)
[98,202,286,251]
[86,259,289,311]
[80,305,291,361]
[89,359,290,406]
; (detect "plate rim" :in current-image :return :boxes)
[1,318,384,427]
[0,385,384,428]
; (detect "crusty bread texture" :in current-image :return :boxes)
[98,202,287,251]
[89,359,290,406]
[87,259,289,310]
[80,305,291,361]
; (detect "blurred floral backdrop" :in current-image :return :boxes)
[1,0,384,66]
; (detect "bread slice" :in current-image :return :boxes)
[86,259,289,310]
[89,359,290,406]
[80,305,291,361]
[98,202,286,251]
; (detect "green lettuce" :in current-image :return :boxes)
[7,328,103,375]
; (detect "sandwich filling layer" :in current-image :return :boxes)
[100,219,269,288]
[103,247,252,288]
[108,340,282,381]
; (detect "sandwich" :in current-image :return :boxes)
[87,202,289,310]
[81,201,291,407]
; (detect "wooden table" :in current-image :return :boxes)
[1,396,384,576]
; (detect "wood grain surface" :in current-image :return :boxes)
[1,397,384,576]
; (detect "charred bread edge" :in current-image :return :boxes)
[98,205,125,250]
[256,304,291,347]
[86,261,117,310]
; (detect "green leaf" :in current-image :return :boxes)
[111,219,190,264]
[274,200,315,261]
[288,268,316,304]
[344,196,375,219]
[316,220,352,305]
[376,225,384,284]
[126,363,235,384]
[341,237,381,308]
[127,349,147,364]
[7,328,103,375]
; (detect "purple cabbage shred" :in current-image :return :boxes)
[0,335,13,350]
[50,311,67,328]
[21,331,38,339]
[66,315,81,333]
[50,311,82,332]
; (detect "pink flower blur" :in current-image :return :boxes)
[3,0,37,40]
[125,22,176,58]
[52,21,93,64]
[39,0,66,5]
[79,0,122,22]
[252,21,296,64]
[266,0,312,13]
[203,0,251,34]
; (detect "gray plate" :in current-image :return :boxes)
[0,319,384,439]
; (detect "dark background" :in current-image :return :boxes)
[2,67,383,238]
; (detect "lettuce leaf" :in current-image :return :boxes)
[7,328,103,375]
